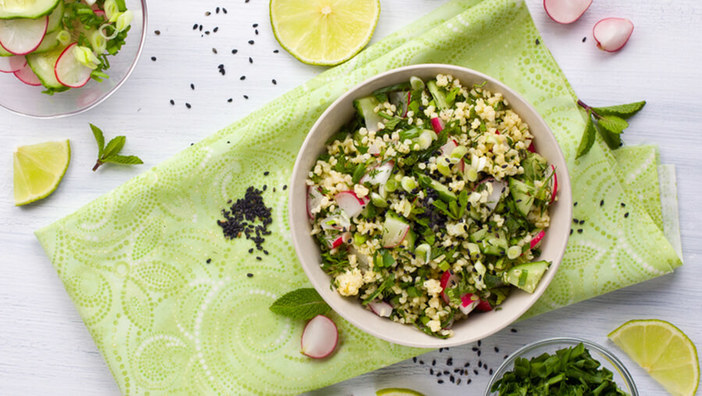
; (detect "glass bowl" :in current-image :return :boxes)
[484,337,638,395]
[0,0,147,118]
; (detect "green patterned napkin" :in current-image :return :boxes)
[35,0,682,394]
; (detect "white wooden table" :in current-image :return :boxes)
[1,1,700,394]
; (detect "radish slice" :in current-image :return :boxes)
[0,16,49,55]
[431,117,444,133]
[550,165,558,203]
[389,91,410,117]
[368,301,393,317]
[381,214,410,248]
[54,43,93,88]
[320,213,350,231]
[485,179,507,212]
[327,231,352,249]
[527,141,536,153]
[361,160,394,185]
[440,139,458,156]
[543,0,592,24]
[459,294,479,315]
[301,315,338,359]
[530,230,546,249]
[306,186,324,219]
[13,63,42,86]
[0,55,27,73]
[440,271,460,303]
[476,299,493,312]
[593,17,634,52]
[334,191,368,218]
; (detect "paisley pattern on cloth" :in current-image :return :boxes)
[35,0,682,394]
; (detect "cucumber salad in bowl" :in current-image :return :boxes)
[306,74,558,338]
[0,0,132,93]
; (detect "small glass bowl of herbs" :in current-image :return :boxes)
[485,337,638,396]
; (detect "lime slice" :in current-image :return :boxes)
[376,388,424,396]
[13,140,70,206]
[270,0,380,66]
[608,319,700,396]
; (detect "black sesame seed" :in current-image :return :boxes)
[263,250,269,255]
[467,379,472,384]
[472,347,478,352]
[256,256,262,261]
[154,30,160,35]
[205,11,211,16]
[199,25,203,31]
[570,229,574,235]
[190,83,195,90]
[412,357,417,363]
[273,49,279,53]
[473,369,479,375]
[478,340,481,347]
[419,360,424,365]
[429,368,434,375]
[248,40,254,45]
[446,357,453,366]
[169,99,174,105]
[227,98,233,103]
[193,23,198,30]
[263,171,270,176]
[456,378,461,385]
[443,370,449,375]
[248,248,254,253]
[437,379,444,384]
[478,361,482,368]
[247,273,253,278]
[212,48,218,54]
[582,36,587,43]
[573,218,580,224]
[504,354,509,359]
[249,57,253,64]
[216,7,220,13]
[223,7,227,13]
[621,202,626,207]
[477,350,481,357]
[450,375,455,383]
[489,368,494,375]
[150,56,156,61]
[494,346,500,353]
[255,29,259,35]
[579,219,585,225]
[432,359,436,366]
[600,199,605,206]
[464,362,470,368]
[240,75,246,80]
[282,185,288,190]
[243,95,249,99]
[253,23,259,28]
[574,202,578,206]
[213,27,219,33]
[206,258,211,263]
[510,328,518,333]
[272,79,277,85]
[185,103,191,109]
[535,38,540,45]
[624,212,629,218]
[232,49,238,54]
[577,229,583,234]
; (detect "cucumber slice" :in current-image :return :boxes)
[509,178,535,217]
[26,45,66,89]
[46,0,64,33]
[353,96,384,133]
[381,212,410,248]
[0,0,60,19]
[505,261,550,293]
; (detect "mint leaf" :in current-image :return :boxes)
[597,115,628,134]
[102,136,126,159]
[595,122,622,150]
[90,123,104,156]
[102,154,143,165]
[576,113,596,158]
[269,288,330,320]
[591,100,646,119]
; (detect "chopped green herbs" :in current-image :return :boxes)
[576,100,646,157]
[491,343,628,395]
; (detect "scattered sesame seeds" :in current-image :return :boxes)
[154,30,160,35]
[437,379,444,384]
[232,49,238,54]
[185,103,192,109]
[190,83,195,90]
[217,186,273,251]
[263,171,270,176]
[169,99,174,105]
[247,273,253,278]
[206,258,211,263]
[272,79,277,85]
[600,199,605,206]
[621,202,626,207]
[282,185,287,190]
[248,248,254,254]
[624,212,629,218]
[535,38,540,45]
[227,98,233,103]
[193,23,198,30]
[240,75,246,80]
[582,37,587,43]
[412,357,417,363]
[510,328,518,333]
[150,56,156,61]
[256,256,262,261]
[273,49,279,53]
[212,48,218,54]
[574,202,578,206]
[249,57,253,63]
[216,7,220,13]
[223,7,227,13]
[248,40,254,45]
[577,229,583,234]
[213,27,219,33]
[243,95,249,99]
[494,347,500,353]
[253,23,258,28]
[570,229,574,235]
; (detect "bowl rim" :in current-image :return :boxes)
[289,63,573,348]
[0,0,148,119]
[484,337,639,395]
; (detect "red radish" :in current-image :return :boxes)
[0,55,27,73]
[368,301,393,317]
[459,294,479,315]
[381,215,410,248]
[334,191,368,218]
[0,16,49,55]
[593,17,634,52]
[306,186,325,219]
[54,43,94,88]
[431,117,444,133]
[527,142,536,153]
[301,315,338,359]
[530,230,546,249]
[361,160,394,185]
[440,271,460,303]
[327,231,352,249]
[543,0,592,24]
[389,91,411,117]
[440,139,458,155]
[476,299,493,312]
[550,165,558,203]
[13,63,41,86]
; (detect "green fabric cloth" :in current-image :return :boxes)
[35,0,682,394]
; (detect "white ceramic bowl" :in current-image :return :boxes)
[290,64,572,348]
[0,0,147,118]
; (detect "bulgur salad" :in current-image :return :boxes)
[305,74,557,338]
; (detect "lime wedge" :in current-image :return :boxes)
[270,0,380,66]
[13,140,70,206]
[376,388,424,396]
[608,319,700,396]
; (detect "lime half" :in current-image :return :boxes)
[608,319,700,396]
[270,0,380,66]
[13,140,71,206]
[376,388,425,396]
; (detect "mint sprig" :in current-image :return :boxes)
[90,124,143,171]
[575,100,646,158]
[269,288,330,320]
